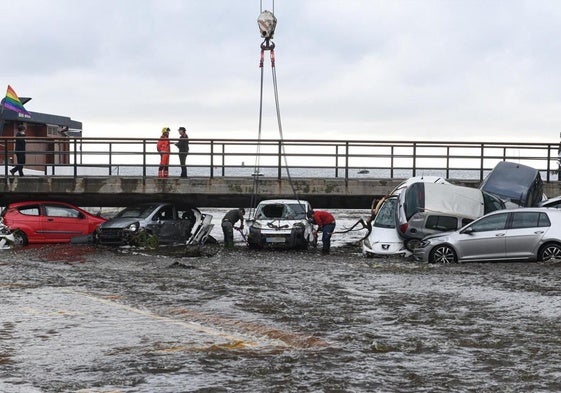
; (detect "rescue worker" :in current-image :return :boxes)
[309,209,336,254]
[157,127,171,177]
[222,208,245,248]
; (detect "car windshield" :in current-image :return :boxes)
[256,203,307,220]
[114,204,159,219]
[374,198,397,228]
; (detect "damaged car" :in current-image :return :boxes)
[397,182,506,250]
[247,199,315,249]
[96,202,213,247]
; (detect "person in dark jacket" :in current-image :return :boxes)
[222,208,245,248]
[175,126,189,178]
[10,124,26,176]
[309,209,336,254]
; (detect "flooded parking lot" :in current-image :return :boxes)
[1,211,561,392]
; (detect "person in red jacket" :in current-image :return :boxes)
[309,209,336,254]
[157,127,171,177]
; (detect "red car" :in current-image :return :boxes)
[1,201,107,245]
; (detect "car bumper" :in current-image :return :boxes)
[362,241,412,258]
[248,227,309,248]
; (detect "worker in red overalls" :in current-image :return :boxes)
[157,127,171,177]
[309,209,336,254]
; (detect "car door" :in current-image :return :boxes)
[42,203,90,242]
[456,212,509,261]
[505,212,550,259]
[147,205,185,243]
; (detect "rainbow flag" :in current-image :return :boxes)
[2,85,31,117]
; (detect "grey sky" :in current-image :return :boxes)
[3,0,561,142]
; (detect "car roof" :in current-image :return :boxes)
[257,199,310,205]
[7,200,79,207]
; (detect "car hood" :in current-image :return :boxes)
[100,217,141,229]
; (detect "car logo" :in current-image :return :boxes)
[382,244,390,250]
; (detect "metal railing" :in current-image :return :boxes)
[1,137,560,182]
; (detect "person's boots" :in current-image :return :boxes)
[157,169,163,177]
[163,169,169,178]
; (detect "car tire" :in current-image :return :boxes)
[429,244,457,264]
[405,238,422,251]
[538,242,561,262]
[12,230,28,246]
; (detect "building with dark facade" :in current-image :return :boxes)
[0,98,82,171]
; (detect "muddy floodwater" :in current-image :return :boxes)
[1,210,561,392]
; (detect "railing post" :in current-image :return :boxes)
[412,143,417,177]
[446,146,450,179]
[3,140,8,185]
[108,143,112,176]
[390,146,394,179]
[480,144,485,181]
[222,144,226,177]
[345,141,349,181]
[210,140,214,178]
[278,140,282,180]
[335,145,339,178]
[546,143,551,183]
[142,139,147,178]
[73,138,78,177]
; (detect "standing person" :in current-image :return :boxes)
[309,209,336,254]
[221,208,245,248]
[175,126,189,178]
[10,124,26,176]
[157,127,171,177]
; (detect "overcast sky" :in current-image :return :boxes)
[3,0,561,142]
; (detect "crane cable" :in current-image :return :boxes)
[251,4,301,219]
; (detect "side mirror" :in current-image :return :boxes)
[462,226,474,235]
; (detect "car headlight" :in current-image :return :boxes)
[419,240,431,248]
[126,222,140,232]
[363,237,371,249]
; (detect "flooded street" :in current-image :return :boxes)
[1,211,561,392]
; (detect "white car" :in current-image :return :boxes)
[362,176,449,257]
[247,199,315,249]
[362,195,411,258]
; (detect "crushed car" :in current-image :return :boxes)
[96,202,213,247]
[362,176,450,257]
[396,182,506,250]
[246,199,315,249]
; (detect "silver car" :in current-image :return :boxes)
[413,208,561,263]
[97,202,213,247]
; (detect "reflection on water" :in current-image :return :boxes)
[1,210,561,392]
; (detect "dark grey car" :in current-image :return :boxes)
[413,208,561,263]
[97,202,213,246]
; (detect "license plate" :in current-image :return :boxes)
[266,237,286,243]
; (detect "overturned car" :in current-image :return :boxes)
[247,199,315,249]
[96,202,213,247]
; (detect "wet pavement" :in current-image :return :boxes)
[1,211,561,392]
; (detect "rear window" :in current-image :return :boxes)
[426,215,458,231]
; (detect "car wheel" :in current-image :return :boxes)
[12,230,28,246]
[539,242,561,262]
[405,238,422,251]
[429,244,457,264]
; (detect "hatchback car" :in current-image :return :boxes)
[413,208,561,263]
[397,182,506,250]
[247,199,314,249]
[96,202,213,247]
[362,196,411,258]
[1,200,107,245]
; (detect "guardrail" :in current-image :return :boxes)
[2,137,560,182]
